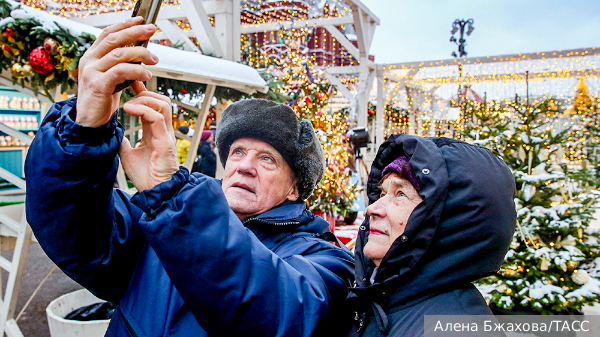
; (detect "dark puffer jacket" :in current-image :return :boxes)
[194,140,216,177]
[25,98,355,337]
[347,135,517,337]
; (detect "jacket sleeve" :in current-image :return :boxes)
[25,98,146,302]
[131,170,354,337]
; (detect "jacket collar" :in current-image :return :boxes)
[242,200,332,244]
[242,200,306,227]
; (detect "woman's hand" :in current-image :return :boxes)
[119,82,179,191]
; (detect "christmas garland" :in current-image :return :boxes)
[0,0,95,100]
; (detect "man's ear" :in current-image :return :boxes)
[287,183,299,202]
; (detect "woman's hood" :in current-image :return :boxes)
[354,135,516,307]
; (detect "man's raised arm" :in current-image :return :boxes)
[25,17,169,302]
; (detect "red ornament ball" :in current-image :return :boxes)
[29,47,54,75]
[5,28,15,39]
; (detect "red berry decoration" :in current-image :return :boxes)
[43,37,59,55]
[5,28,15,39]
[4,45,12,53]
[29,47,54,75]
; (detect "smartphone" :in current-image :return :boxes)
[113,0,164,93]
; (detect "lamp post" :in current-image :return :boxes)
[450,19,474,138]
[450,19,475,58]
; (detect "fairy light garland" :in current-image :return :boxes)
[254,25,357,214]
[379,49,599,157]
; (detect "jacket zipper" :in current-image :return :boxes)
[119,308,139,337]
[242,218,300,226]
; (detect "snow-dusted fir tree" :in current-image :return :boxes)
[563,78,596,164]
[460,100,510,154]
[468,96,600,314]
[575,79,600,180]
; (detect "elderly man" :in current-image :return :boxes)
[25,18,353,337]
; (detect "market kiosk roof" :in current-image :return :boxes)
[9,2,268,94]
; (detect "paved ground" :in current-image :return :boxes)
[1,243,82,337]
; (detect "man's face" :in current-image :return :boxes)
[222,138,299,221]
[364,173,423,267]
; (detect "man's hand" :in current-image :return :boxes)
[119,82,179,192]
[76,17,159,127]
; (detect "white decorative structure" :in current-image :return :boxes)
[0,172,31,337]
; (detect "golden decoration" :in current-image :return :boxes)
[22,64,33,77]
[10,63,25,78]
[566,261,580,272]
[44,72,55,82]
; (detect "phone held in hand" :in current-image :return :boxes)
[113,0,164,93]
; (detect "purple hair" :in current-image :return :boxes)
[381,156,420,190]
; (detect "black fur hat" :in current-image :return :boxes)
[216,99,325,200]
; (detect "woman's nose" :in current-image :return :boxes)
[366,198,387,219]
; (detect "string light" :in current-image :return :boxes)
[378,49,598,154]
[246,25,358,213]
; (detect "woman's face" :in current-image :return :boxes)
[364,173,423,267]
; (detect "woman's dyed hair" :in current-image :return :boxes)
[380,155,420,190]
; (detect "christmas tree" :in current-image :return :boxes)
[254,27,358,216]
[584,110,600,181]
[469,96,600,314]
[573,78,600,180]
[573,78,593,115]
[460,100,510,155]
[563,78,596,164]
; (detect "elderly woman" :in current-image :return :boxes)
[347,134,516,337]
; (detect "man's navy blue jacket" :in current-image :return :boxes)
[25,98,355,337]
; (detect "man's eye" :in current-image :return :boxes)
[262,156,274,162]
[380,192,386,198]
[232,149,243,156]
[396,191,407,198]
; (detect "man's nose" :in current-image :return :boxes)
[236,153,257,176]
[366,198,387,219]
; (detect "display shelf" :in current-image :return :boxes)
[0,86,42,133]
[0,109,40,113]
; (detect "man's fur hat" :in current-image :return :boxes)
[216,99,325,200]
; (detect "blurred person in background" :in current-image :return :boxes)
[192,130,216,177]
[176,125,191,164]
